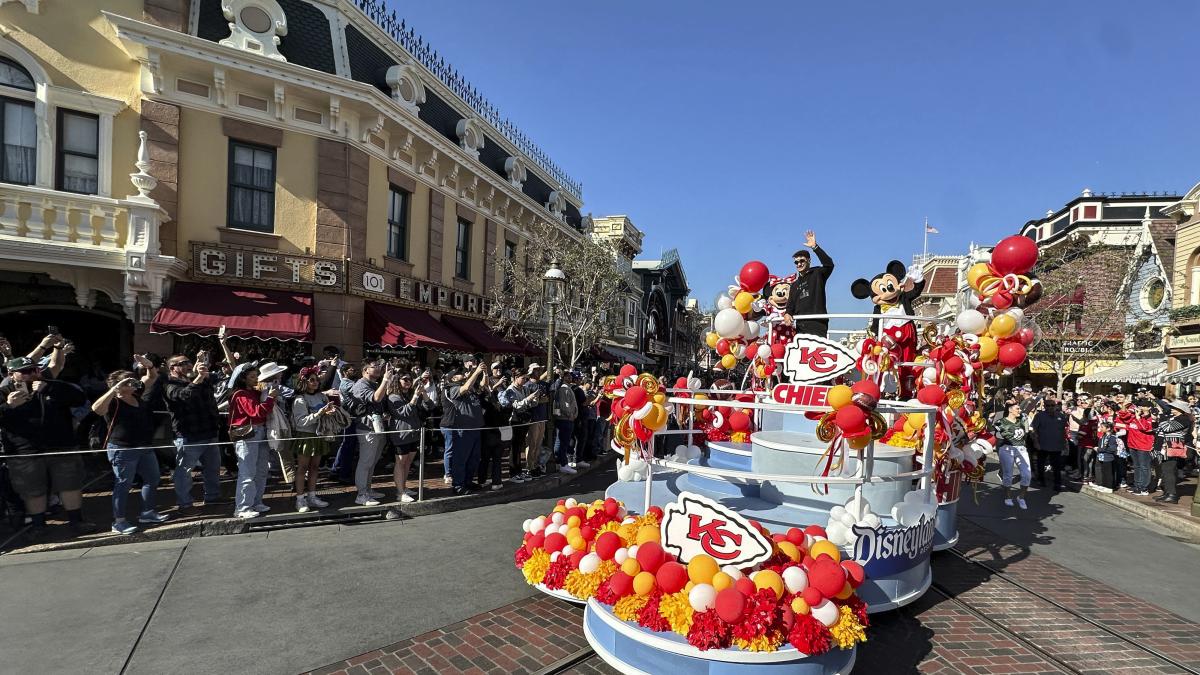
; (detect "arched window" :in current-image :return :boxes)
[1190,249,1200,306]
[0,55,36,185]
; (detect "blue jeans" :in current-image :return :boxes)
[234,426,269,513]
[445,429,481,490]
[554,419,575,466]
[173,436,221,506]
[1131,450,1152,492]
[107,444,160,522]
[331,430,358,482]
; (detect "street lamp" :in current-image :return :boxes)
[543,258,567,376]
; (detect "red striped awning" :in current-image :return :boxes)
[439,315,526,354]
[151,282,314,341]
[363,302,474,352]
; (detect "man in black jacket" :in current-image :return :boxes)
[164,353,229,512]
[0,356,96,536]
[784,230,835,337]
[1031,398,1069,491]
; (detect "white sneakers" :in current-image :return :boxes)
[1016,498,1028,510]
[307,492,329,508]
[236,509,260,519]
[570,461,590,469]
[559,465,577,475]
[296,495,311,513]
[354,494,381,506]
[443,475,452,485]
[399,492,416,503]
[1003,498,1014,507]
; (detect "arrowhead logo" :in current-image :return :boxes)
[781,334,857,385]
[660,492,773,567]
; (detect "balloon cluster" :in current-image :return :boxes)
[705,260,782,379]
[956,235,1042,373]
[817,380,887,451]
[515,501,869,655]
[693,379,756,443]
[608,364,671,464]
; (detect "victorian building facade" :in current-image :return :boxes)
[0,0,587,371]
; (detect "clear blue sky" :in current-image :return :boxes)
[387,0,1198,329]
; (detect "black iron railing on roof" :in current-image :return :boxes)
[350,0,583,201]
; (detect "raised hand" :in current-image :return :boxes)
[805,230,817,248]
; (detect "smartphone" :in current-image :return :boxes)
[46,325,59,336]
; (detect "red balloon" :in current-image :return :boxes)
[943,356,964,375]
[809,558,846,597]
[841,560,866,588]
[610,400,625,419]
[739,260,770,293]
[595,531,622,560]
[917,385,946,407]
[569,550,586,568]
[619,364,638,379]
[715,587,748,623]
[624,385,648,409]
[990,235,1039,276]
[647,505,664,520]
[729,411,751,432]
[786,528,805,546]
[544,532,567,554]
[801,586,823,606]
[675,377,689,389]
[851,379,881,401]
[998,342,1027,368]
[1016,327,1035,346]
[526,531,545,554]
[734,577,758,597]
[636,541,666,574]
[715,339,731,356]
[803,524,827,537]
[609,572,634,598]
[656,561,689,594]
[762,363,777,377]
[771,343,787,359]
[604,498,620,517]
[834,405,867,432]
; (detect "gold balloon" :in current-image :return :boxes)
[978,336,998,362]
[733,291,754,314]
[967,263,993,291]
[706,332,720,348]
[720,354,736,369]
[989,313,1017,338]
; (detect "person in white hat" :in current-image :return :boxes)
[1154,399,1191,504]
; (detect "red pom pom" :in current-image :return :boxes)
[729,411,751,432]
[803,525,827,537]
[788,612,833,655]
[715,587,747,623]
[786,528,805,546]
[619,364,638,379]
[647,505,664,520]
[595,531,622,561]
[809,558,846,598]
[604,498,620,517]
[543,532,567,554]
[526,531,545,554]
[656,561,689,594]
[569,550,586,569]
[687,610,733,651]
[917,385,946,406]
[636,541,666,574]
[771,342,786,359]
[802,586,823,607]
[734,577,757,597]
[841,560,865,588]
[609,572,634,598]
[834,405,866,432]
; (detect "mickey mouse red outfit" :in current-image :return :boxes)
[851,261,926,399]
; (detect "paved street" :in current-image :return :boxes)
[2,464,1198,675]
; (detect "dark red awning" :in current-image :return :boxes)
[363,302,474,352]
[440,316,526,354]
[151,282,314,341]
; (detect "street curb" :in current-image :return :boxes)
[1081,484,1200,542]
[3,457,613,556]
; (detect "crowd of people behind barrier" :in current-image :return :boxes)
[986,383,1199,508]
[0,327,650,541]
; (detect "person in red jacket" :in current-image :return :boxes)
[1119,400,1155,495]
[227,363,278,518]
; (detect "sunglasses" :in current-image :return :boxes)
[171,361,192,367]
[14,367,37,374]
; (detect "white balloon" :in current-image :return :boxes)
[713,308,746,338]
[1006,307,1024,326]
[782,566,809,594]
[812,599,840,627]
[579,553,601,574]
[531,516,546,534]
[614,548,629,565]
[922,367,937,385]
[550,551,561,563]
[745,320,761,338]
[551,512,565,526]
[956,310,987,334]
[689,584,717,612]
[562,545,575,556]
[628,544,639,559]
[721,565,744,580]
[716,295,733,311]
[757,344,772,359]
[565,498,578,508]
[522,519,532,533]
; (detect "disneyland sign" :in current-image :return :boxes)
[850,514,935,577]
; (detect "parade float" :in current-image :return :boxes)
[514,235,1041,674]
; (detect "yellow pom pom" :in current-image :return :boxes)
[621,558,641,577]
[636,525,661,545]
[633,571,657,596]
[791,597,810,615]
[711,571,734,591]
[687,555,720,585]
[752,569,784,600]
[809,539,842,562]
[827,384,853,410]
[776,541,800,562]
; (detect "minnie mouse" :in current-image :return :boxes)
[851,260,925,398]
[761,273,797,350]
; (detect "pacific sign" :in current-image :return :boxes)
[781,334,857,385]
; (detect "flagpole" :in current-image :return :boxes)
[922,217,928,263]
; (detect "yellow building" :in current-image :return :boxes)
[0,0,587,369]
[1162,183,1200,391]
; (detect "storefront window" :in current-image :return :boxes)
[228,140,276,232]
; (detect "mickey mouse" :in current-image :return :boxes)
[851,260,925,398]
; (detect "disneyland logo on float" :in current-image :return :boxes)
[850,514,936,576]
[660,492,773,567]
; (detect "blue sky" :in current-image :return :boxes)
[388,0,1199,328]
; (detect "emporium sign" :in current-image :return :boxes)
[347,261,493,319]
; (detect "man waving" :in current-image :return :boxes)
[785,229,835,337]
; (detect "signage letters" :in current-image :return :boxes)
[660,492,772,567]
[850,514,935,576]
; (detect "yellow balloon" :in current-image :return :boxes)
[908,413,927,429]
[753,570,785,600]
[636,525,661,545]
[706,331,720,348]
[809,539,842,562]
[693,393,709,411]
[712,571,735,591]
[733,291,754,314]
[978,336,998,362]
[848,435,871,450]
[967,263,992,291]
[634,571,657,596]
[791,597,811,615]
[836,581,855,600]
[720,354,737,369]
[687,555,720,585]
[989,313,1017,338]
[827,384,853,410]
[777,540,801,562]
[621,558,641,577]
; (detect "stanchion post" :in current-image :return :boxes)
[417,427,426,502]
[643,446,653,514]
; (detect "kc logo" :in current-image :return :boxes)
[781,334,857,385]
[661,492,772,567]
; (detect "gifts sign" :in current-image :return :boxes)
[660,492,772,567]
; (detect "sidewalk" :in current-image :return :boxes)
[0,448,612,555]
[1080,468,1199,542]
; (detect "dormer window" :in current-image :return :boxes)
[219,0,289,62]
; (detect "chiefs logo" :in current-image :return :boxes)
[660,492,772,567]
[781,334,857,385]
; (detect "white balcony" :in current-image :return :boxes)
[0,183,126,257]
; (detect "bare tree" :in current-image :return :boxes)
[1027,233,1141,395]
[489,219,627,368]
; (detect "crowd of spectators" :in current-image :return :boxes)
[989,383,1198,507]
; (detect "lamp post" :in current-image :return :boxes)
[543,258,566,377]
